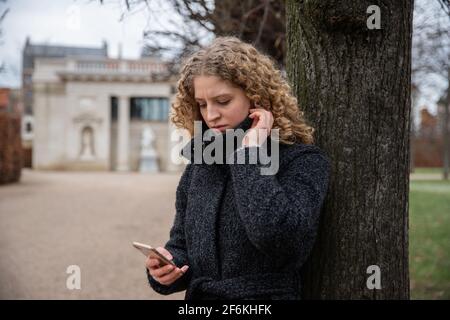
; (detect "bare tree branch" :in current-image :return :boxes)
[254,0,270,47]
[438,0,450,18]
[96,0,286,69]
[0,4,9,74]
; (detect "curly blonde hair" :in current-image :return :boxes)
[171,36,314,145]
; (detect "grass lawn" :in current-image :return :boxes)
[409,179,450,299]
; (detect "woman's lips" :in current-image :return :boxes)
[212,125,228,132]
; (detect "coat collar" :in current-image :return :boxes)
[180,116,254,164]
[179,116,282,165]
[181,118,272,165]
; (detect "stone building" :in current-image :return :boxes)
[23,39,185,172]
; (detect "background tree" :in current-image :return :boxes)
[412,0,450,180]
[98,0,286,69]
[286,0,412,299]
[0,0,9,74]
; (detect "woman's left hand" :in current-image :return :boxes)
[242,108,274,147]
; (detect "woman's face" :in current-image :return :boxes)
[194,75,251,133]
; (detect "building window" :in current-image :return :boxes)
[26,122,33,133]
[130,97,169,121]
[110,96,118,121]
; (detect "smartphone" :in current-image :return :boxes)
[132,241,176,267]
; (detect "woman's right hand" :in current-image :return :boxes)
[145,247,189,286]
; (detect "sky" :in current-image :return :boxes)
[0,0,182,88]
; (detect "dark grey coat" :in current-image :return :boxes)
[147,132,330,300]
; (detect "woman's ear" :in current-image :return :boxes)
[253,101,261,108]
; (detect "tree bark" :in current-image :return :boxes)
[286,0,412,299]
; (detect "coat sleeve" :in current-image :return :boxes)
[147,163,194,295]
[227,144,330,266]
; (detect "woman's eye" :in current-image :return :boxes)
[198,103,206,108]
[217,100,230,105]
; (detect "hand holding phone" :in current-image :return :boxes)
[133,241,176,266]
[134,242,189,286]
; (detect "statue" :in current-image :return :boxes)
[79,126,95,161]
[139,126,159,172]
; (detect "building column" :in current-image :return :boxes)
[116,95,130,171]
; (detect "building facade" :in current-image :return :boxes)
[26,40,186,172]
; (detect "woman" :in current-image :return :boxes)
[145,36,330,300]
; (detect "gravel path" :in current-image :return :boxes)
[0,169,185,300]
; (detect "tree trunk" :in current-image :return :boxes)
[286,0,412,299]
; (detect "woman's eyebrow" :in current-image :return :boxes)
[195,94,232,101]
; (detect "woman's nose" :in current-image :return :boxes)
[206,106,220,122]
